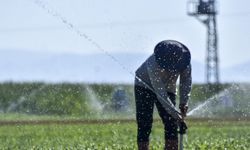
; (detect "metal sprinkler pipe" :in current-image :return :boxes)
[179,121,188,150]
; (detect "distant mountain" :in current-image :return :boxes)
[0,50,148,83]
[0,50,249,83]
[222,62,250,83]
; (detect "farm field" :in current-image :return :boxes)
[1,83,249,149]
[0,119,249,150]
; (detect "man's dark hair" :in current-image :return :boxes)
[154,40,191,71]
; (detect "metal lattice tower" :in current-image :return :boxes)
[187,0,219,84]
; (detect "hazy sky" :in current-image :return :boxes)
[1,0,250,69]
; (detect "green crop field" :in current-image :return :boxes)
[0,120,249,150]
[0,82,249,149]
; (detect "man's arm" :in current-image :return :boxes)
[179,65,192,116]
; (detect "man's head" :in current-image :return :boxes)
[154,40,191,71]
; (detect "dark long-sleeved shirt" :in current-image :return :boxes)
[135,54,192,105]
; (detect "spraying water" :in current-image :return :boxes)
[29,1,250,121]
[32,0,183,121]
[187,84,250,118]
[187,88,231,117]
[33,0,135,77]
[83,85,104,113]
[32,0,150,89]
[6,84,48,113]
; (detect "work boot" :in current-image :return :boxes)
[164,139,178,150]
[138,142,149,150]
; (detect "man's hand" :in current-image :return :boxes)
[179,104,188,118]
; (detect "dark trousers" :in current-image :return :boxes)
[134,85,178,142]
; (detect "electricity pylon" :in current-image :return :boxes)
[187,0,219,84]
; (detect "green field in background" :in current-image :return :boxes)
[0,82,230,116]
